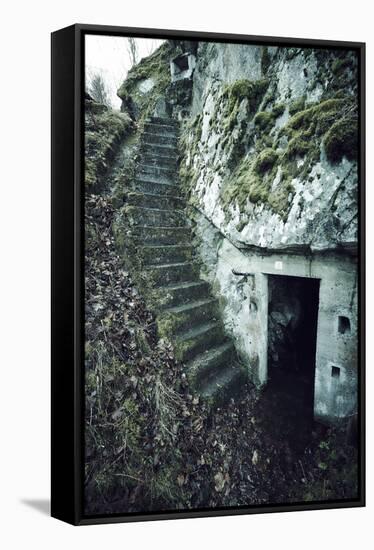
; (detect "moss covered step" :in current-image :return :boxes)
[129,226,191,245]
[174,321,226,362]
[142,133,178,146]
[124,205,186,228]
[138,163,175,179]
[126,191,184,211]
[199,363,247,406]
[158,281,211,309]
[157,297,219,336]
[140,244,193,265]
[134,177,179,194]
[145,261,198,287]
[185,341,236,389]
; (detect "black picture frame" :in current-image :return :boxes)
[51,23,366,525]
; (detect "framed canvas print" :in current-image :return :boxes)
[51,24,365,525]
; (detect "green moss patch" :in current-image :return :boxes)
[289,95,306,116]
[224,79,269,112]
[281,96,357,166]
[254,148,278,173]
[254,102,285,133]
[254,111,274,131]
[222,157,269,209]
[324,118,358,163]
[221,151,294,221]
[285,137,310,160]
[216,78,269,133]
[272,103,285,118]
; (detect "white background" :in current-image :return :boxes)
[0,0,371,548]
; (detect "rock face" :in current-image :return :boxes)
[179,44,358,253]
[175,42,358,424]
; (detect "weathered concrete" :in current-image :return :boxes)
[170,53,196,82]
[192,209,357,424]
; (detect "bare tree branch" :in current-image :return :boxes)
[127,38,138,68]
[88,72,112,108]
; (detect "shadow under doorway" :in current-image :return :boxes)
[258,274,321,454]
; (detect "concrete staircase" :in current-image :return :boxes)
[121,116,246,405]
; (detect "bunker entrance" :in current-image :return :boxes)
[264,274,320,449]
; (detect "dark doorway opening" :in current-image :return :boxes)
[261,274,320,452]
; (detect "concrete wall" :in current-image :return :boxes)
[193,212,358,425]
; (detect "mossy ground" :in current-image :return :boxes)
[85,99,133,188]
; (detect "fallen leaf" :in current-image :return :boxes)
[214,472,226,492]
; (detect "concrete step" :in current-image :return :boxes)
[159,280,211,309]
[129,226,191,245]
[125,206,186,228]
[158,297,219,336]
[138,163,175,180]
[142,133,178,146]
[145,116,178,127]
[199,362,247,406]
[186,341,236,388]
[141,152,178,166]
[141,244,193,265]
[174,321,226,362]
[146,261,198,287]
[143,124,177,137]
[134,178,179,195]
[141,154,178,169]
[140,141,178,154]
[126,191,185,211]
